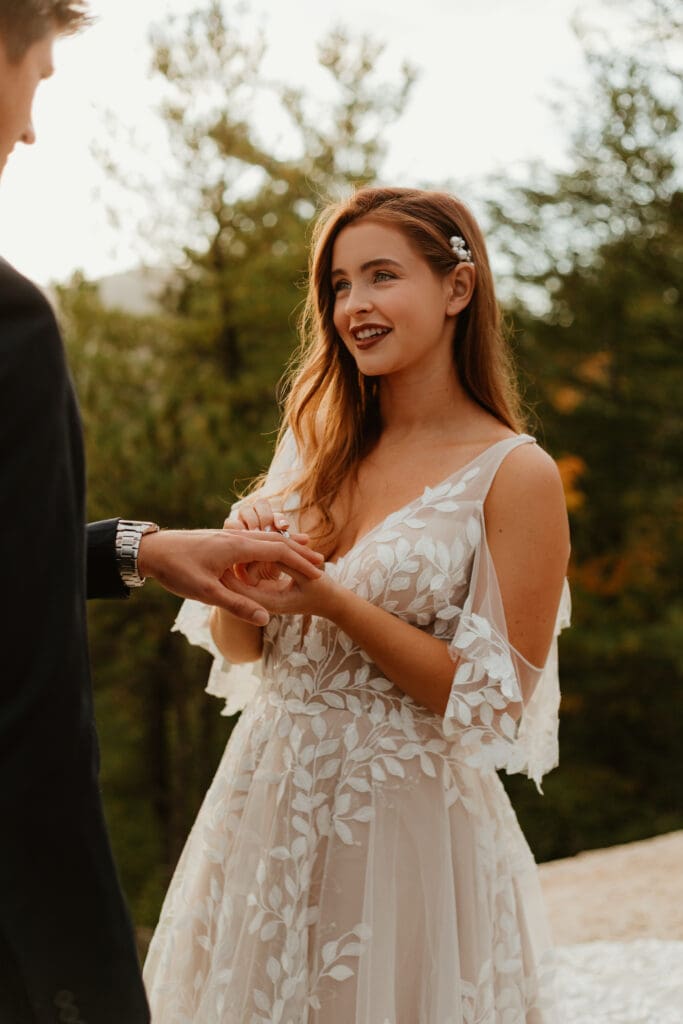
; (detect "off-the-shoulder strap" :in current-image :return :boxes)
[467,433,537,499]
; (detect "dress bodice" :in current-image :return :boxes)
[175,433,570,790]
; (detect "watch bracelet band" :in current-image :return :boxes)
[115,520,160,588]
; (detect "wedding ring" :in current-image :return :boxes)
[262,523,289,537]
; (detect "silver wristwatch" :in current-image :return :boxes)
[115,519,160,588]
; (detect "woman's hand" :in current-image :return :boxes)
[221,495,347,620]
[226,496,292,535]
[232,564,345,621]
[224,497,315,585]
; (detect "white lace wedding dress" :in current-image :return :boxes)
[143,433,574,1023]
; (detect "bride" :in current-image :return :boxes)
[143,187,571,1023]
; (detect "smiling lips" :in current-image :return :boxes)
[350,324,392,349]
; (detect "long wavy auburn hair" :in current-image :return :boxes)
[259,187,524,547]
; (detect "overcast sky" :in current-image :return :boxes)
[0,0,630,284]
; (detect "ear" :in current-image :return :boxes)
[444,263,476,316]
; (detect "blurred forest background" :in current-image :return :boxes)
[58,0,682,930]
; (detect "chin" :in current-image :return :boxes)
[355,356,403,379]
[352,352,395,375]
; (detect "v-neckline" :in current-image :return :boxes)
[325,433,534,566]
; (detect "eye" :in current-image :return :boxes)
[374,270,395,283]
[333,279,350,294]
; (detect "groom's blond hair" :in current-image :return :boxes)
[0,0,90,62]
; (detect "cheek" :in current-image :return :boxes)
[16,83,34,127]
[332,300,346,335]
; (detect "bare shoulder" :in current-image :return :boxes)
[485,441,570,561]
[490,440,564,505]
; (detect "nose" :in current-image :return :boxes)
[346,281,373,315]
[21,121,36,146]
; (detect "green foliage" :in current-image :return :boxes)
[148,0,416,479]
[489,32,683,858]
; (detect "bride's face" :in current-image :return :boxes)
[330,218,465,380]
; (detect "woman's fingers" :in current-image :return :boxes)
[237,504,261,531]
[271,563,311,586]
[223,516,245,531]
[252,498,285,531]
[235,498,291,534]
[253,499,274,530]
[233,561,282,585]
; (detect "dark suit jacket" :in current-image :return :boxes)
[0,258,149,1023]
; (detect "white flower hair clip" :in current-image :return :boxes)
[449,235,473,265]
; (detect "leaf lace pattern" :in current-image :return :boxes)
[145,434,569,1023]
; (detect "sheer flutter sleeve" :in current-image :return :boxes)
[443,511,570,791]
[171,429,301,716]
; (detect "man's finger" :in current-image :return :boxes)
[204,580,270,625]
[289,531,313,546]
[240,538,324,579]
[239,531,324,565]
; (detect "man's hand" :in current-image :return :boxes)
[137,529,324,625]
[223,497,312,584]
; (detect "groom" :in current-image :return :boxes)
[0,3,321,1022]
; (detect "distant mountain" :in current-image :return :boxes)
[44,266,174,317]
[95,266,171,315]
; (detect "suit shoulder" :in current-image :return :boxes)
[0,257,55,314]
[0,258,63,373]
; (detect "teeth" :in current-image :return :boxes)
[355,327,388,340]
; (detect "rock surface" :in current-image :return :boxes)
[538,830,683,944]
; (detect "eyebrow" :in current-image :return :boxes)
[330,257,404,279]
